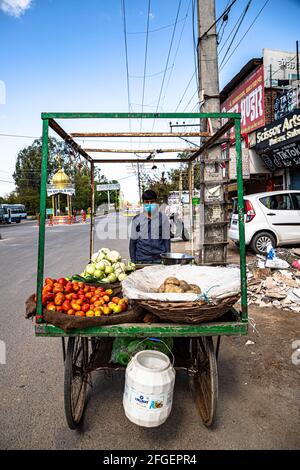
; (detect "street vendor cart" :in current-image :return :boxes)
[33,112,248,429]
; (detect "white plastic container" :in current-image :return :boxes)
[123,350,175,427]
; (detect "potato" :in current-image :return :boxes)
[179,280,190,292]
[164,285,184,293]
[164,277,180,286]
[189,284,201,294]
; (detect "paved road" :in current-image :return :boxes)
[0,215,299,450]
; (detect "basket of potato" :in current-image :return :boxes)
[134,276,239,324]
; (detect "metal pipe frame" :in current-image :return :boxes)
[36,112,247,325]
[71,132,210,138]
[84,147,198,153]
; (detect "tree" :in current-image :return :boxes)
[12,137,78,214]
[11,137,122,215]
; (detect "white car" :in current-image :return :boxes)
[229,190,300,254]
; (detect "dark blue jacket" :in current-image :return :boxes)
[129,211,171,263]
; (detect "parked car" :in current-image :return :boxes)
[228,190,300,254]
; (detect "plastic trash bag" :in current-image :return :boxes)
[110,337,173,366]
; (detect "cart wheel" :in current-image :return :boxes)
[64,337,89,429]
[189,337,218,427]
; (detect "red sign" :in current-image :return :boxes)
[221,65,265,137]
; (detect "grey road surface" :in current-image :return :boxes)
[0,215,299,450]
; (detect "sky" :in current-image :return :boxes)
[0,0,300,202]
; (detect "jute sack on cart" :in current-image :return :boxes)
[25,294,143,333]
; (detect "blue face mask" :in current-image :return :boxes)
[143,203,157,213]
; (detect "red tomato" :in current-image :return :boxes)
[58,278,67,286]
[62,300,71,312]
[46,302,56,311]
[43,285,53,294]
[71,301,81,311]
[53,285,64,294]
[54,295,64,306]
[75,311,85,317]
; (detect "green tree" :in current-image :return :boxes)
[13,137,77,214]
[11,137,122,215]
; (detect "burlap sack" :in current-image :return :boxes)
[25,293,143,333]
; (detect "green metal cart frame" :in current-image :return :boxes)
[35,112,247,429]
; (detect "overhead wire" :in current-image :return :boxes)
[160,0,192,109]
[218,2,246,55]
[121,0,132,131]
[141,0,151,117]
[219,0,253,69]
[265,54,297,85]
[220,0,270,72]
[127,17,186,35]
[151,0,183,131]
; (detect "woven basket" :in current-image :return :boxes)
[133,294,239,324]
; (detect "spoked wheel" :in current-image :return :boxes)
[189,337,218,427]
[64,337,89,429]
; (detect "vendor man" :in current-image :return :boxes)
[129,189,171,264]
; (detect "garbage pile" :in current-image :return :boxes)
[247,247,300,313]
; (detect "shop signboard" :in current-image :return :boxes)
[274,88,298,120]
[264,48,300,88]
[221,65,265,137]
[229,148,250,180]
[255,109,300,170]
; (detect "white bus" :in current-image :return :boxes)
[0,204,27,224]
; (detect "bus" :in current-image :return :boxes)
[0,204,27,224]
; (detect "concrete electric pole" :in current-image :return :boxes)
[197,0,229,265]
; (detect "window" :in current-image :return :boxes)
[291,193,300,210]
[259,194,293,210]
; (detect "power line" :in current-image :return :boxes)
[161,0,192,108]
[192,0,199,97]
[183,88,199,112]
[130,67,172,79]
[198,0,238,41]
[121,0,132,131]
[141,0,151,117]
[219,0,252,69]
[0,133,39,139]
[220,0,270,72]
[265,54,297,85]
[174,71,196,111]
[127,17,186,35]
[152,0,183,130]
[218,3,246,55]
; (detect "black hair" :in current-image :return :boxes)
[142,189,158,201]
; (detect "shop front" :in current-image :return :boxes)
[253,109,300,190]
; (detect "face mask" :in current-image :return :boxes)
[143,203,157,213]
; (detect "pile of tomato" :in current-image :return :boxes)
[35,277,128,317]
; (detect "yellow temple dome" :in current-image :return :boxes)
[52,169,70,189]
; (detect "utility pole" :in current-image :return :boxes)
[197,0,229,265]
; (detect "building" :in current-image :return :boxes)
[220,47,300,196]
